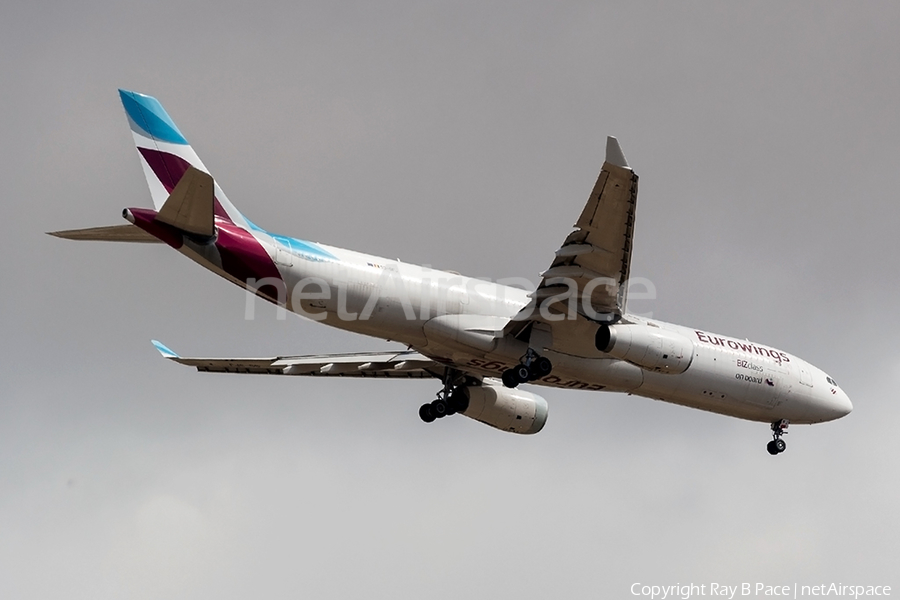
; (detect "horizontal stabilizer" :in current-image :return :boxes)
[47,224,161,243]
[155,166,215,236]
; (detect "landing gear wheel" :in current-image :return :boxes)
[419,367,469,424]
[528,356,553,381]
[431,398,449,418]
[419,403,435,423]
[502,369,520,388]
[514,364,531,384]
[767,418,789,455]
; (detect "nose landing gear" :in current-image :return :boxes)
[501,349,553,388]
[766,419,789,455]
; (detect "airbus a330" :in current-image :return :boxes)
[50,90,852,454]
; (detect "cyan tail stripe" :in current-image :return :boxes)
[119,89,188,145]
[270,233,337,261]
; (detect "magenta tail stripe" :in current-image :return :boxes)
[138,148,233,222]
[213,223,285,303]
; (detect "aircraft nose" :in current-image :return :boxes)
[837,390,853,417]
[823,389,853,420]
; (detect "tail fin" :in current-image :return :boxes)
[118,89,249,228]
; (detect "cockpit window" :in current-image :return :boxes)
[826,376,838,386]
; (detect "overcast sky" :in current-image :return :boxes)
[1,2,898,598]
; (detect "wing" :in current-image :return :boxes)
[151,340,442,378]
[508,136,638,337]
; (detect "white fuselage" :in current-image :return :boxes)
[181,229,853,426]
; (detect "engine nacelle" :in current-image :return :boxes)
[595,324,694,374]
[460,385,549,435]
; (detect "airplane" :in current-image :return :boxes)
[49,89,852,455]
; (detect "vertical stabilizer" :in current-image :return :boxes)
[118,89,249,229]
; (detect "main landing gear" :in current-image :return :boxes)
[766,419,789,455]
[501,349,553,388]
[419,369,470,424]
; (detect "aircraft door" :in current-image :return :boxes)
[764,367,790,408]
[274,243,293,267]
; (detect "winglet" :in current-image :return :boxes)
[605,136,630,169]
[151,340,179,359]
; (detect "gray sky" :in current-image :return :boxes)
[2,2,898,597]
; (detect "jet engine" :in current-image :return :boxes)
[595,324,694,374]
[460,385,549,435]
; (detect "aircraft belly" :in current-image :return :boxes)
[450,351,644,393]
